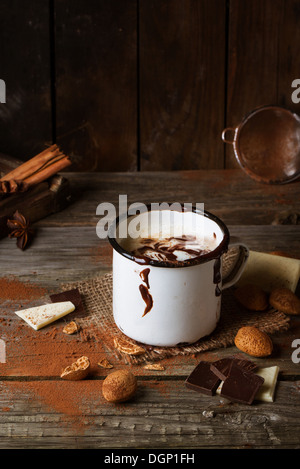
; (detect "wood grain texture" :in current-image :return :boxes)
[0,170,299,448]
[277,0,300,113]
[34,170,300,227]
[1,1,300,172]
[0,224,299,288]
[0,0,52,159]
[54,0,138,172]
[0,379,299,448]
[139,0,226,170]
[225,0,282,168]
[0,153,23,176]
[225,0,300,168]
[0,284,298,377]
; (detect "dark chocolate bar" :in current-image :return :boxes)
[210,356,257,381]
[220,362,264,405]
[50,288,86,318]
[185,361,221,396]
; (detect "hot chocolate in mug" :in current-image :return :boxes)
[108,205,249,347]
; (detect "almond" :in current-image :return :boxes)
[60,356,90,380]
[114,337,145,356]
[269,287,300,315]
[98,358,114,369]
[63,321,80,334]
[234,326,273,357]
[234,284,269,311]
[102,369,137,403]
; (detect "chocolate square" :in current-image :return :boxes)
[220,362,264,405]
[210,356,257,381]
[50,288,86,319]
[185,361,221,396]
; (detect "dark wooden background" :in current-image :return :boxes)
[0,0,300,172]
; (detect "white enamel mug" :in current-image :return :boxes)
[108,206,249,347]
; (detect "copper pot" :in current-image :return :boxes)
[222,105,300,184]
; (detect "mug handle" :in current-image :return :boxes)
[222,236,249,290]
[221,127,237,144]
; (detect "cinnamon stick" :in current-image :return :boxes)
[0,144,65,182]
[0,179,28,195]
[0,144,71,195]
[24,156,71,186]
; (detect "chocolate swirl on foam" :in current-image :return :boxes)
[130,235,213,266]
[108,207,230,268]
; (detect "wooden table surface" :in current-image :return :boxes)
[0,169,299,450]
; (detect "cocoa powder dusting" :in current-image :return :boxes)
[1,380,106,432]
[0,277,115,431]
[0,276,47,301]
[0,276,169,433]
[0,314,115,431]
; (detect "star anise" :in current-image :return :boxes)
[7,211,34,250]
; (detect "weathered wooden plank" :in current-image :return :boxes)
[0,0,52,159]
[139,0,226,170]
[54,0,138,171]
[0,225,299,287]
[0,153,23,176]
[0,379,299,448]
[1,167,298,231]
[277,0,300,113]
[0,168,298,448]
[0,314,298,378]
[33,170,300,227]
[0,223,298,378]
[226,0,282,168]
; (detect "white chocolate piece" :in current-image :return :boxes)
[254,366,280,402]
[216,381,223,395]
[216,365,279,402]
[237,250,300,293]
[15,301,75,330]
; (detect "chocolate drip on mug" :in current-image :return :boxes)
[139,268,150,289]
[139,284,153,317]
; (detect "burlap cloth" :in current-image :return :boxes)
[61,249,290,364]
